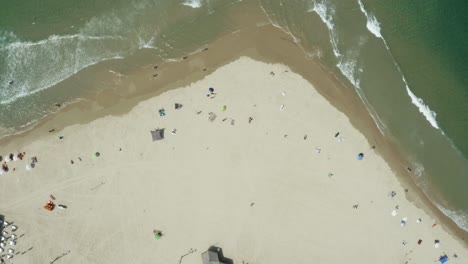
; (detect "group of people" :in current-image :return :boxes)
[0,152,38,174]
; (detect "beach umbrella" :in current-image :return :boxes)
[221,105,227,112]
[25,164,32,170]
[209,87,214,93]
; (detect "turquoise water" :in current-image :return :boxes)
[1,0,467,230]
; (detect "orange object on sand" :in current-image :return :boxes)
[44,201,55,211]
[432,223,438,228]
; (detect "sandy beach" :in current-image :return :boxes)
[0,57,466,263]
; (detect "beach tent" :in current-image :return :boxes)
[151,129,165,141]
[439,255,448,264]
[202,250,227,264]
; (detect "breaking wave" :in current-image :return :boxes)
[357,0,382,39]
[356,0,441,131]
[436,204,468,232]
[182,0,203,8]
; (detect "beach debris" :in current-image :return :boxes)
[391,209,397,216]
[43,201,55,211]
[151,129,165,141]
[158,108,166,117]
[9,240,15,246]
[357,153,364,160]
[208,112,217,122]
[175,103,183,110]
[280,104,284,111]
[401,217,408,227]
[6,254,12,259]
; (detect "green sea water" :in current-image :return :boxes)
[0,0,467,230]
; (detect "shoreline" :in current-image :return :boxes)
[1,3,467,250]
[1,56,465,263]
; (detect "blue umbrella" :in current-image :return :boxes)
[209,87,214,93]
[357,153,364,160]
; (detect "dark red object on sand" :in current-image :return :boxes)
[50,195,56,200]
[418,239,422,245]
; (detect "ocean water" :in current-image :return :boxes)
[260,0,468,230]
[1,0,467,231]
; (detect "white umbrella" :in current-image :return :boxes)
[391,210,397,216]
[25,164,32,170]
[12,154,18,161]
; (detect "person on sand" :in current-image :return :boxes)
[2,163,8,172]
[9,153,14,161]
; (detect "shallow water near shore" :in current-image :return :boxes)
[0,0,467,232]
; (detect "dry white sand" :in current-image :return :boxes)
[0,57,466,264]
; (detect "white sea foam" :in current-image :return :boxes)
[436,204,468,232]
[138,36,156,49]
[182,0,203,8]
[337,59,361,88]
[357,0,382,39]
[405,82,440,129]
[308,0,341,57]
